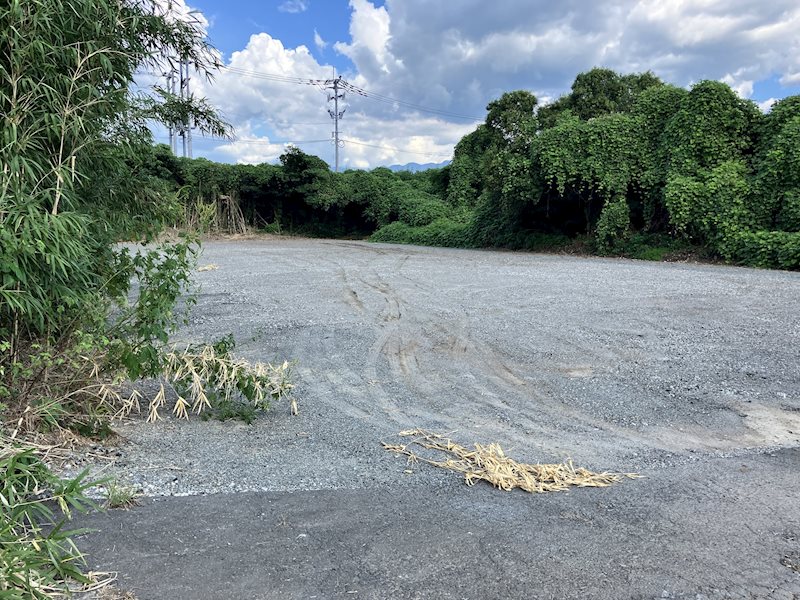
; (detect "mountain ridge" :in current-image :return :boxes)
[386,160,450,173]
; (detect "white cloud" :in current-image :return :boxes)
[758,98,777,112]
[334,0,398,76]
[313,29,327,51]
[190,31,465,168]
[782,72,800,86]
[278,0,308,14]
[721,71,754,98]
[176,0,800,168]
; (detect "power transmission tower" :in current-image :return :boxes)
[325,76,346,171]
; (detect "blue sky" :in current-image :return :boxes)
[191,0,358,71]
[159,0,800,169]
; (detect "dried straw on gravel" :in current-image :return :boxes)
[383,429,639,493]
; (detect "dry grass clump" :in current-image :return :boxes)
[103,479,141,510]
[146,343,295,422]
[5,338,295,434]
[383,429,638,493]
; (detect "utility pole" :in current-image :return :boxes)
[165,0,183,156]
[180,58,192,158]
[166,68,177,154]
[325,75,346,171]
[165,57,192,158]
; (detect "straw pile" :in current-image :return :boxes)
[383,429,638,493]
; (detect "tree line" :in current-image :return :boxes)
[152,67,800,269]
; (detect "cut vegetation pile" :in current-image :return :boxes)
[152,340,296,422]
[384,429,638,493]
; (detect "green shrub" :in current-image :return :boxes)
[262,221,282,235]
[415,218,473,247]
[0,443,100,598]
[370,221,414,243]
[396,195,451,227]
[518,232,573,252]
[595,196,631,254]
[616,233,695,262]
[371,218,472,248]
[776,190,800,232]
[731,230,800,270]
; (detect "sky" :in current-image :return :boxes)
[150,0,800,170]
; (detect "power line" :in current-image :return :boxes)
[156,135,331,146]
[272,121,337,126]
[201,136,331,145]
[218,65,485,122]
[219,65,324,87]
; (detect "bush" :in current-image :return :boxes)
[595,196,632,254]
[518,232,574,252]
[369,221,414,243]
[0,443,99,599]
[396,194,451,227]
[371,218,472,248]
[731,230,800,270]
[616,233,695,262]
[776,190,800,232]
[262,221,282,235]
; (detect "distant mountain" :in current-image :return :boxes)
[387,160,451,173]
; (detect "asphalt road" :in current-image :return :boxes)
[74,238,800,599]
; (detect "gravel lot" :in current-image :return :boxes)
[74,238,800,599]
[97,238,800,494]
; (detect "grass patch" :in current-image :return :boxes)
[103,480,141,510]
[0,438,103,598]
[616,233,698,262]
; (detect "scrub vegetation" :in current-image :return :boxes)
[152,69,799,270]
[0,0,288,596]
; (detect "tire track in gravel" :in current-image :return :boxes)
[326,245,701,455]
[253,240,800,462]
[325,249,655,457]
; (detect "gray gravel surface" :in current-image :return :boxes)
[72,238,800,599]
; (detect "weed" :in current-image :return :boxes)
[0,438,102,598]
[71,418,115,441]
[152,336,296,422]
[103,480,141,510]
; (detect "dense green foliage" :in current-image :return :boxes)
[0,444,98,598]
[150,67,798,269]
[2,0,216,344]
[0,1,236,595]
[1,0,230,421]
[152,146,461,238]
